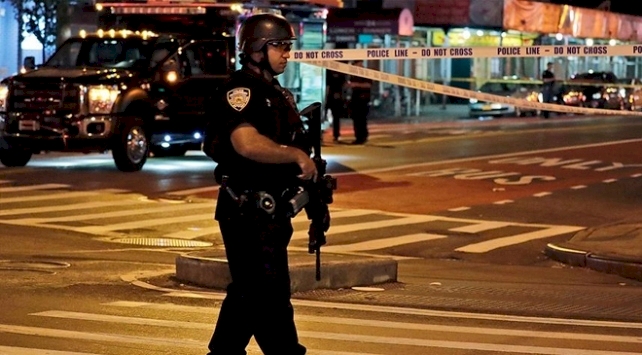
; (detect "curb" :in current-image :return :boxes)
[175,254,398,293]
[545,243,642,281]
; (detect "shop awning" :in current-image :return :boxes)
[326,8,414,42]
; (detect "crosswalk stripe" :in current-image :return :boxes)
[0,189,127,204]
[292,215,439,240]
[0,345,101,355]
[106,301,642,329]
[455,225,586,253]
[33,310,642,344]
[0,323,200,348]
[12,202,213,224]
[0,200,149,217]
[75,213,215,234]
[322,233,447,252]
[0,183,69,193]
[167,186,219,196]
[163,209,377,239]
[5,311,638,355]
[0,324,369,355]
[449,221,512,233]
[299,331,640,355]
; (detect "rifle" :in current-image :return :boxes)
[299,102,337,281]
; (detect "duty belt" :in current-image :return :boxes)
[220,175,309,218]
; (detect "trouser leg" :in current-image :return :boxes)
[207,216,305,355]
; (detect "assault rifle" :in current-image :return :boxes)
[299,102,337,281]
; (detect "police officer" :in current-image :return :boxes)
[204,13,315,355]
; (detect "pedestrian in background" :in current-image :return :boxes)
[346,60,372,145]
[541,61,556,119]
[203,13,319,355]
[325,69,346,143]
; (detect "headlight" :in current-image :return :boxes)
[87,85,119,114]
[469,98,478,104]
[592,92,601,100]
[0,84,8,112]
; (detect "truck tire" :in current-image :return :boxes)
[112,118,149,172]
[0,146,32,167]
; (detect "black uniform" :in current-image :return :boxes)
[326,70,346,140]
[349,75,372,144]
[205,67,307,355]
[541,67,555,118]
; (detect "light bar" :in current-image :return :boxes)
[110,6,207,14]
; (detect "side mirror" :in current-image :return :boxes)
[23,56,36,70]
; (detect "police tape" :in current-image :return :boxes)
[304,60,642,116]
[291,44,642,61]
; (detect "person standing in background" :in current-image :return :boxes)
[346,60,372,145]
[541,61,555,119]
[325,69,346,143]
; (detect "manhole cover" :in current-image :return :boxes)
[110,238,213,247]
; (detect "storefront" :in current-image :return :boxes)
[377,0,642,108]
[325,7,415,116]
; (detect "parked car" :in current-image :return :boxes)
[559,71,624,110]
[469,79,542,118]
[618,78,642,111]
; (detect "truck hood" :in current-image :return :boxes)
[10,67,140,85]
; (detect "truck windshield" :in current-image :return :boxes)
[44,37,157,69]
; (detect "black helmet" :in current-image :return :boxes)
[238,13,296,54]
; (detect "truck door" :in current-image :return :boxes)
[169,40,231,137]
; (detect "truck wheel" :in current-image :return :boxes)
[112,118,149,172]
[0,147,32,167]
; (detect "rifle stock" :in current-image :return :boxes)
[300,102,337,281]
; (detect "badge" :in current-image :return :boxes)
[227,88,251,111]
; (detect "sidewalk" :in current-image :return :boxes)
[175,108,642,292]
[545,223,642,281]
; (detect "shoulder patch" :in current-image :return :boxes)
[227,87,251,111]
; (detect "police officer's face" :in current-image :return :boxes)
[266,41,292,74]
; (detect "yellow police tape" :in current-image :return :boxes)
[301,60,642,116]
[290,44,642,61]
[289,44,642,116]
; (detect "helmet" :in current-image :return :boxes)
[237,13,296,54]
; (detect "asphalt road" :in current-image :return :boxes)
[2,114,642,354]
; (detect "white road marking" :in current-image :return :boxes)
[603,179,617,183]
[0,201,136,217]
[448,206,470,211]
[106,300,642,329]
[11,202,213,224]
[335,138,642,176]
[19,310,642,355]
[0,183,69,193]
[167,186,219,196]
[163,209,374,239]
[323,233,447,252]
[533,192,552,197]
[75,213,215,234]
[455,225,585,253]
[449,221,511,233]
[0,346,101,355]
[571,185,587,189]
[0,189,127,204]
[292,215,439,240]
[493,199,514,205]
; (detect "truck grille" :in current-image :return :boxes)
[11,82,80,113]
